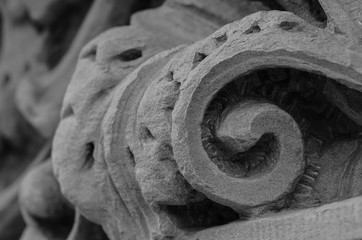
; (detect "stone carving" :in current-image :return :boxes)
[50,0,362,239]
[21,1,277,239]
[1,0,362,239]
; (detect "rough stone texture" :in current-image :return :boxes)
[52,2,362,239]
[214,101,304,208]
[187,195,362,240]
[2,0,362,239]
[49,0,362,239]
[168,8,362,215]
[52,25,185,239]
[51,1,285,239]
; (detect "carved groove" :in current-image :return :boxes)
[62,105,74,119]
[279,21,299,31]
[166,71,174,82]
[139,125,155,141]
[126,146,135,167]
[84,142,95,168]
[214,33,227,48]
[193,52,208,68]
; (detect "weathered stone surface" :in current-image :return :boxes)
[275,0,327,27]
[52,25,185,239]
[166,9,360,216]
[49,0,362,238]
[131,0,277,47]
[187,195,362,240]
[51,2,287,238]
[66,210,109,240]
[215,101,304,207]
[51,4,362,239]
[101,46,186,238]
[3,0,362,239]
[318,0,362,47]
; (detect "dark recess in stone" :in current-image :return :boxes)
[164,198,241,230]
[244,24,261,34]
[117,49,143,62]
[84,142,95,168]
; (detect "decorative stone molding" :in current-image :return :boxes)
[8,0,362,239]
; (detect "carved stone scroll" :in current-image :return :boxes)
[8,0,362,239]
[52,4,362,238]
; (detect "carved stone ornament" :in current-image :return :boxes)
[9,0,362,239]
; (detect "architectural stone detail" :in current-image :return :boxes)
[0,0,362,239]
